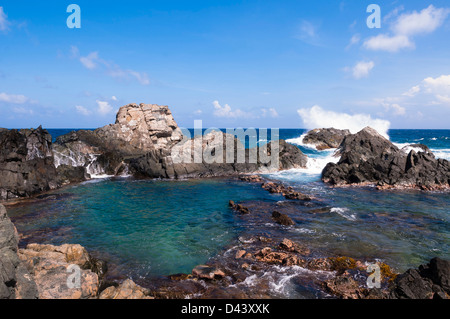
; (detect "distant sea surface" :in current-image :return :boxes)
[7,128,450,297]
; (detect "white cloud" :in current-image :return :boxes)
[363,5,449,52]
[422,74,450,93]
[0,7,9,32]
[73,46,150,85]
[363,34,414,52]
[297,105,390,138]
[403,85,421,97]
[0,92,29,104]
[393,5,450,36]
[213,100,249,118]
[75,105,91,116]
[111,96,117,101]
[194,109,202,115]
[351,61,375,79]
[80,52,99,70]
[212,101,278,119]
[127,70,150,85]
[96,100,113,115]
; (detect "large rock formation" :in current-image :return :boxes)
[54,103,308,180]
[322,127,450,190]
[0,204,38,299]
[302,128,351,150]
[53,103,183,180]
[0,127,59,201]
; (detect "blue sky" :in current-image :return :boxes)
[1,0,450,129]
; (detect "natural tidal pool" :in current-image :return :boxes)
[7,178,270,279]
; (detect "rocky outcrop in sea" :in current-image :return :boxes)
[302,128,350,150]
[322,127,450,190]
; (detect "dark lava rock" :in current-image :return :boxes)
[302,128,351,150]
[0,204,38,299]
[390,257,450,299]
[271,211,295,226]
[322,127,450,190]
[0,127,59,200]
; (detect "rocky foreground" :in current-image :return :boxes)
[2,200,449,299]
[322,127,450,190]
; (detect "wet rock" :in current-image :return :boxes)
[229,201,250,214]
[262,182,312,201]
[0,127,59,200]
[192,265,226,280]
[302,128,350,150]
[278,238,310,256]
[255,247,290,265]
[323,275,364,299]
[271,211,295,226]
[99,279,153,299]
[239,175,263,183]
[322,127,450,190]
[235,250,247,259]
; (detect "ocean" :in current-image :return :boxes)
[6,128,450,298]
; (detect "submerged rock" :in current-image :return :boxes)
[0,127,59,200]
[271,211,295,226]
[322,127,450,190]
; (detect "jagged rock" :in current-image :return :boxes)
[0,204,38,299]
[0,127,59,200]
[302,128,351,150]
[116,103,183,150]
[322,127,450,190]
[99,279,153,299]
[390,257,450,299]
[271,211,295,226]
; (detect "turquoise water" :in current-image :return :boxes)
[6,129,450,287]
[9,178,271,277]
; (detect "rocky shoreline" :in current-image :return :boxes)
[1,103,449,299]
